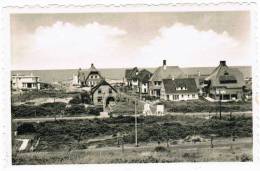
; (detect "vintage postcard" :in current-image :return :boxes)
[0,1,259,168]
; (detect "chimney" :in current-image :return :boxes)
[220,60,226,66]
[163,60,167,70]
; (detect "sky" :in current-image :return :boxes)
[11,11,253,70]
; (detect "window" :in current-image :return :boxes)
[144,88,147,93]
[181,94,184,98]
[98,89,102,94]
[154,81,161,86]
[188,94,190,98]
[90,75,93,79]
[192,94,195,98]
[97,97,103,102]
[167,95,169,100]
[109,88,113,94]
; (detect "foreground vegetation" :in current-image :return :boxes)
[13,138,252,164]
[160,98,252,113]
[15,115,252,152]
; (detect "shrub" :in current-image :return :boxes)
[17,123,36,134]
[69,96,82,104]
[240,153,251,162]
[86,106,103,115]
[65,104,86,115]
[153,146,169,153]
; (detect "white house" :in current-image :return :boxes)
[161,78,199,101]
[11,74,40,90]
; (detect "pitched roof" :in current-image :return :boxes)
[149,66,184,82]
[205,62,244,88]
[162,78,198,94]
[90,79,117,94]
[137,69,152,83]
[85,64,103,80]
[125,67,139,80]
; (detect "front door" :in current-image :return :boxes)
[156,90,161,97]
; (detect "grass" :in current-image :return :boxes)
[162,99,252,113]
[13,139,252,164]
[12,103,102,118]
[14,115,252,152]
[110,101,143,115]
[11,90,73,103]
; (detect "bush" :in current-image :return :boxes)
[153,146,169,153]
[65,104,86,115]
[69,96,82,104]
[86,106,103,115]
[12,102,66,118]
[17,123,36,134]
[240,153,251,162]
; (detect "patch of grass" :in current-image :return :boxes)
[162,99,252,113]
[15,115,252,152]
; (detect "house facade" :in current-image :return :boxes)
[203,61,245,101]
[149,60,184,98]
[90,80,118,107]
[137,69,152,94]
[11,74,40,91]
[125,67,139,91]
[161,78,199,101]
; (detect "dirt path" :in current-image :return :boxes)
[16,139,30,152]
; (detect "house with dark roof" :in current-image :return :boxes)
[203,61,245,101]
[90,79,118,106]
[149,60,184,98]
[161,78,199,101]
[125,67,139,90]
[137,69,153,94]
[77,64,104,88]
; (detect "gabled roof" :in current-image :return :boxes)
[137,69,152,83]
[85,64,104,80]
[125,67,139,80]
[162,78,198,94]
[149,66,183,82]
[205,61,244,88]
[90,79,117,94]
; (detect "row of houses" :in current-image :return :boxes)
[125,60,246,102]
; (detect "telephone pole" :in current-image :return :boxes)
[135,100,138,147]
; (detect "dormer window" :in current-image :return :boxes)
[176,86,187,91]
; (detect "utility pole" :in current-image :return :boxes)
[135,100,138,147]
[121,135,125,153]
[219,94,222,119]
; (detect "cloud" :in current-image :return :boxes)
[135,23,247,67]
[13,21,127,69]
[12,21,251,70]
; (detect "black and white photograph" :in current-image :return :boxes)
[0,1,257,166]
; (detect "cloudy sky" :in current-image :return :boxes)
[11,11,252,70]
